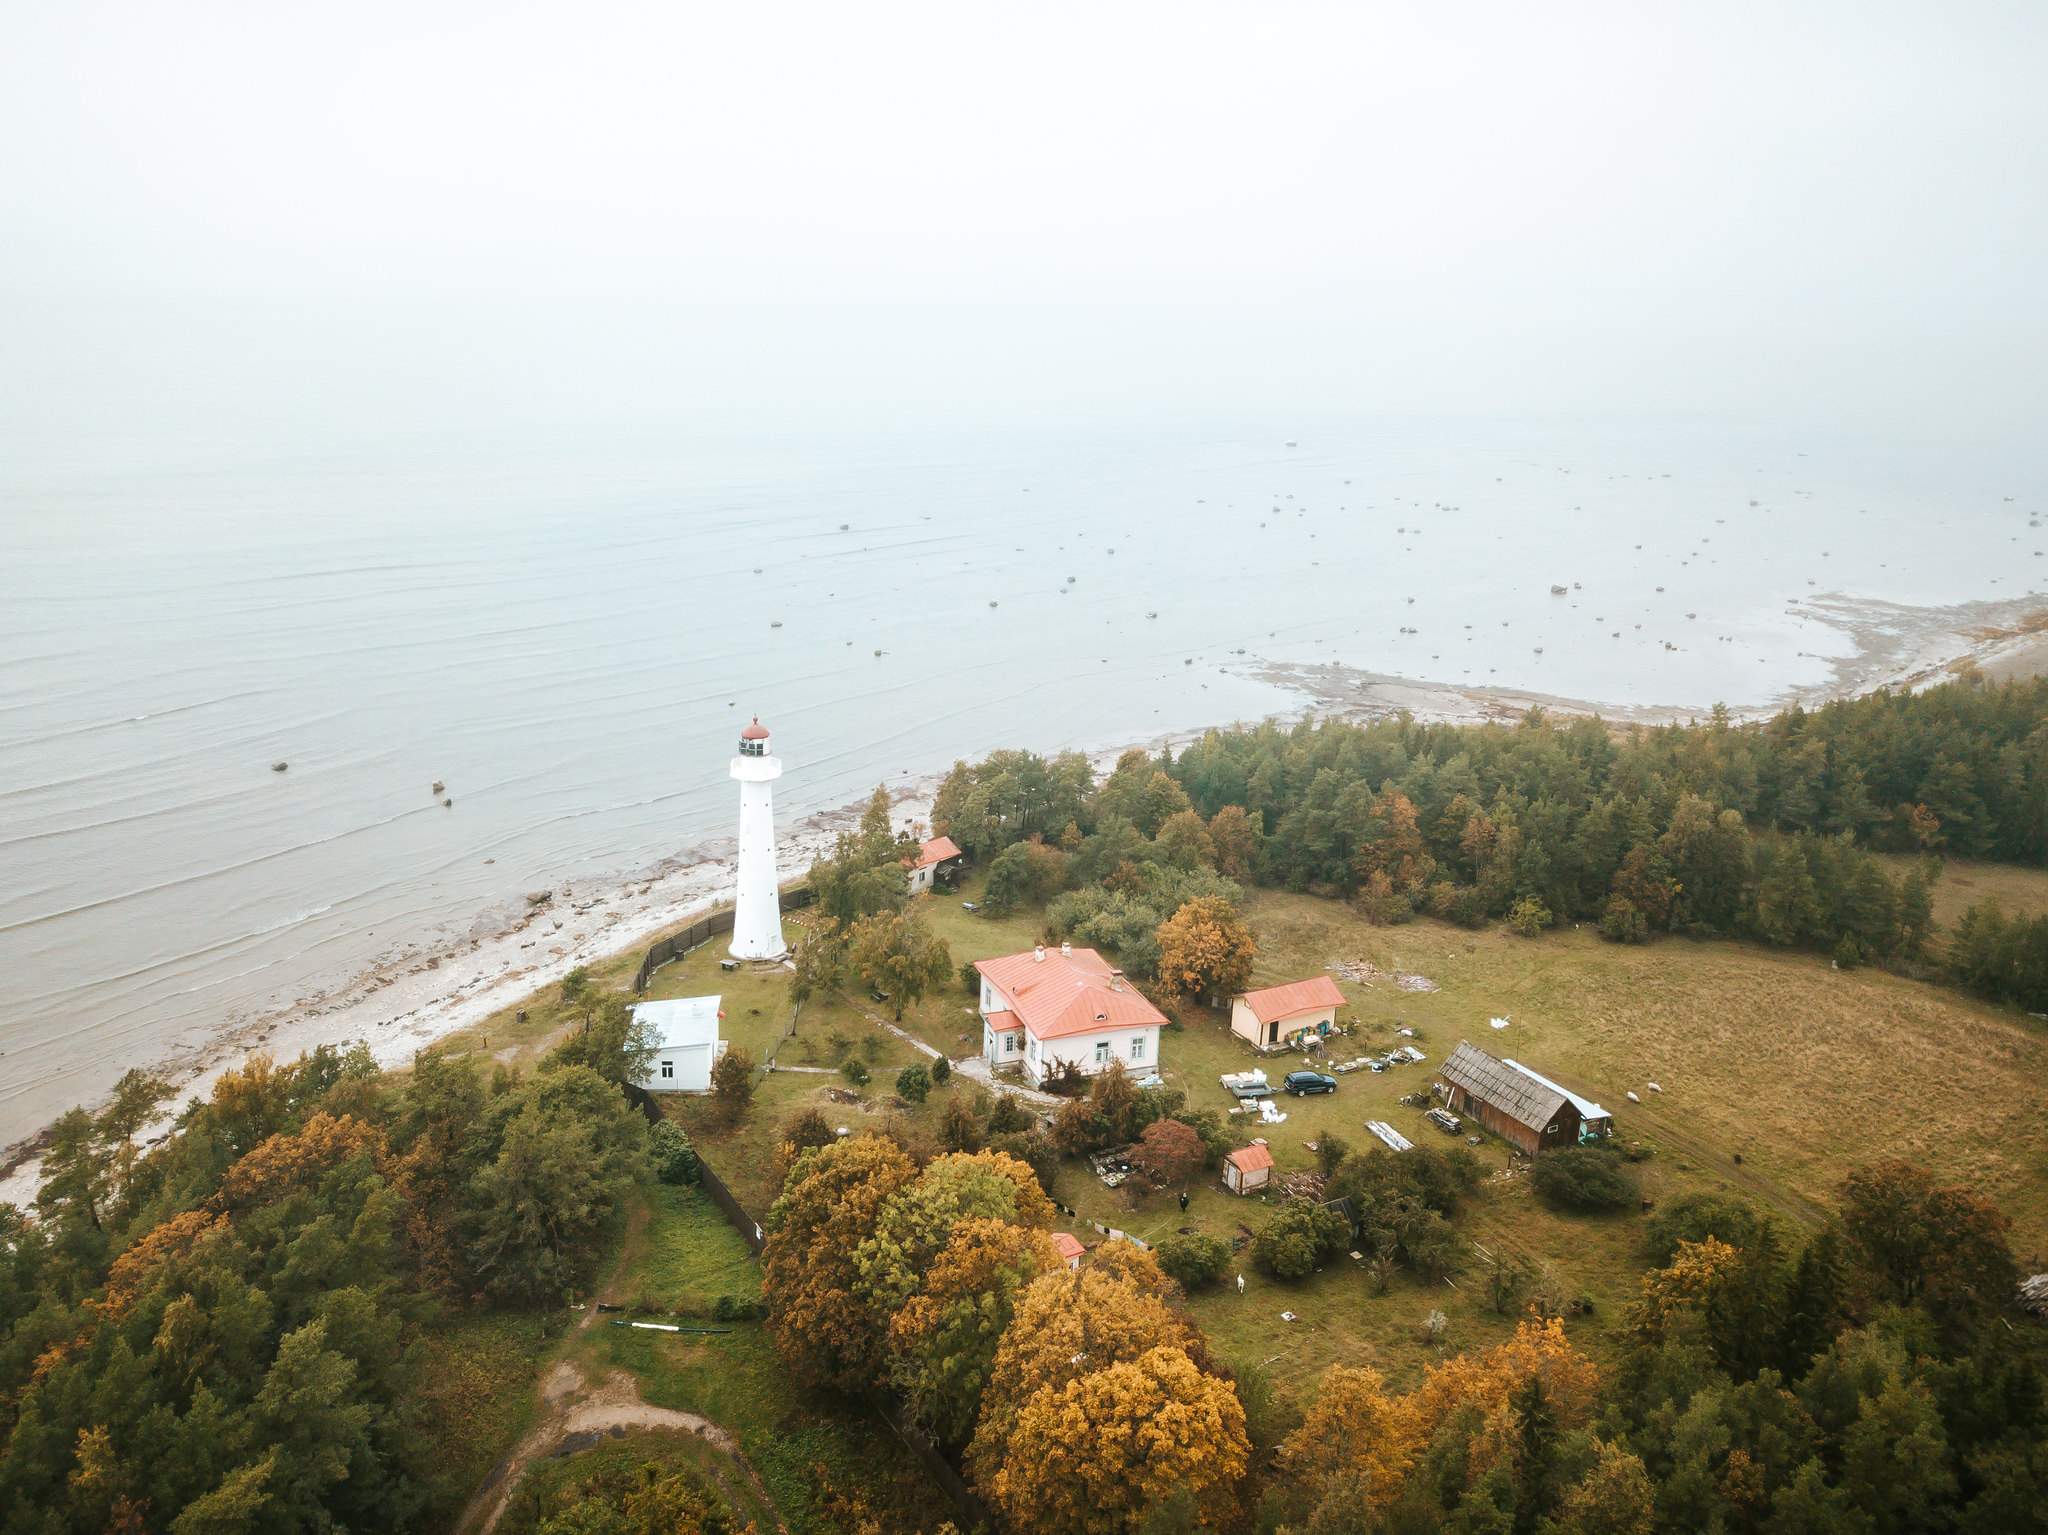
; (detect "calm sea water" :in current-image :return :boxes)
[1,407,2040,1147]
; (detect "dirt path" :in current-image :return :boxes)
[455,1362,788,1535]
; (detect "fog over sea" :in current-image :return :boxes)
[2,396,2042,1149]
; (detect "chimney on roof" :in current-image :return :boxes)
[1060,940,1072,958]
[1034,944,1045,963]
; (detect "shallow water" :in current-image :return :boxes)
[1,410,2040,1147]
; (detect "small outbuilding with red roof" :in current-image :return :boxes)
[1051,1232,1087,1270]
[1230,976,1347,1052]
[1223,1143,1274,1195]
[904,834,966,894]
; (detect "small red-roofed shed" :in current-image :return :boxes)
[1051,1232,1087,1270]
[1224,1143,1275,1195]
[1231,976,1347,1051]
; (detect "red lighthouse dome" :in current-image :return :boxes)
[738,716,770,756]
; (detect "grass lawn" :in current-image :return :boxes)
[1874,853,2048,935]
[570,1184,958,1535]
[407,1311,558,1531]
[444,860,2048,1440]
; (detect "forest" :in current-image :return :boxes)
[756,1114,2043,1534]
[926,673,2048,1009]
[0,1034,660,1534]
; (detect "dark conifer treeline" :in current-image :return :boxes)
[930,673,2048,1007]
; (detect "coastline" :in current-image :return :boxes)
[5,587,2045,1210]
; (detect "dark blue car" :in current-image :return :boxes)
[1284,1070,1337,1096]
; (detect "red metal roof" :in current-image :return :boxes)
[975,945,1169,1041]
[906,835,963,870]
[739,716,770,740]
[1052,1232,1087,1260]
[1237,976,1347,1026]
[1227,1144,1275,1172]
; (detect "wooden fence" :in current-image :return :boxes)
[693,1154,766,1255]
[632,883,813,993]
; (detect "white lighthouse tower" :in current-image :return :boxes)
[729,716,787,960]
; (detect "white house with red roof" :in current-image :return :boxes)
[1230,976,1347,1051]
[904,834,965,895]
[977,941,1167,1086]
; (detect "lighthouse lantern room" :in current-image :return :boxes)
[728,716,787,960]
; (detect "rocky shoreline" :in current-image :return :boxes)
[5,589,2044,1209]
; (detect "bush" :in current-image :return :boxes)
[782,1107,835,1155]
[1446,886,1489,929]
[962,960,982,995]
[1154,1233,1232,1289]
[987,1093,1032,1135]
[840,1058,871,1088]
[931,1055,952,1084]
[1833,934,1861,970]
[649,1120,697,1185]
[1509,897,1554,937]
[1644,1190,1771,1263]
[710,1047,756,1115]
[895,1064,932,1103]
[937,1095,984,1153]
[990,1129,1059,1193]
[1250,1197,1351,1280]
[1532,1145,1638,1212]
[1600,895,1648,944]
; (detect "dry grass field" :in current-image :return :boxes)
[431,858,2048,1425]
[1874,853,2048,932]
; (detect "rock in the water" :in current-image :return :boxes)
[271,761,289,772]
[432,780,444,793]
[525,890,552,904]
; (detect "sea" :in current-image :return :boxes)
[2,393,2042,1150]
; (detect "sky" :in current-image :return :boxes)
[2,1,2046,434]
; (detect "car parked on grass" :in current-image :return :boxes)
[1284,1070,1338,1096]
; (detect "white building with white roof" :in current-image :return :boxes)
[632,996,727,1092]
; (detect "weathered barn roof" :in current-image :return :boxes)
[1440,1041,1570,1133]
[1501,1058,1612,1125]
[906,835,963,871]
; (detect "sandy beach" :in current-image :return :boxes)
[5,587,2044,1211]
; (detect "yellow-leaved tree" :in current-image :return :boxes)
[889,1217,1066,1444]
[988,1345,1250,1535]
[1272,1366,1421,1525]
[1152,895,1255,999]
[968,1265,1208,1486]
[761,1133,917,1393]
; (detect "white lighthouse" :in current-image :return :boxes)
[729,716,787,960]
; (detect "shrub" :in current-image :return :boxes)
[649,1120,697,1185]
[782,1107,835,1156]
[930,1055,952,1084]
[1041,1060,1089,1098]
[840,1058,870,1088]
[895,1064,931,1103]
[990,1129,1059,1193]
[1446,886,1489,929]
[1509,897,1553,937]
[1600,895,1648,944]
[1645,1191,1772,1263]
[1532,1144,1638,1212]
[1833,934,1861,970]
[987,1093,1032,1135]
[1250,1197,1350,1280]
[710,1047,755,1115]
[961,960,982,995]
[1154,1233,1232,1289]
[937,1095,984,1154]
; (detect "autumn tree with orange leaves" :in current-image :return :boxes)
[1152,894,1254,999]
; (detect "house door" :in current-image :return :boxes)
[1268,1021,1278,1045]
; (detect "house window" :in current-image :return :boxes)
[1094,1041,1111,1064]
[1029,1039,1039,1061]
[1129,1036,1145,1061]
[1005,1032,1020,1053]
[660,1061,674,1080]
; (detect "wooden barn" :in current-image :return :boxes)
[1437,1041,1582,1154]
